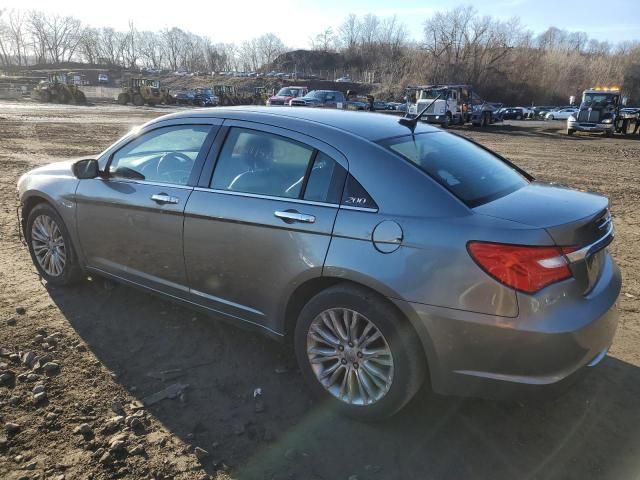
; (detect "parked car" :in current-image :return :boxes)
[532,106,557,118]
[546,107,578,120]
[173,90,195,104]
[335,76,351,83]
[290,90,346,108]
[373,100,391,111]
[500,107,527,120]
[266,86,309,106]
[387,102,407,112]
[193,88,219,107]
[18,107,620,419]
[346,95,371,111]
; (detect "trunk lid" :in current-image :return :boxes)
[474,182,613,293]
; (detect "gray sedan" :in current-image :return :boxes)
[17,107,620,418]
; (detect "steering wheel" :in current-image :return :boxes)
[156,151,192,183]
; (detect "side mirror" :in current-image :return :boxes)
[72,159,100,179]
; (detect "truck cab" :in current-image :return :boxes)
[405,84,498,127]
[407,85,471,126]
[568,87,631,136]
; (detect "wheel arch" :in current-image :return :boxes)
[21,193,57,237]
[20,192,86,269]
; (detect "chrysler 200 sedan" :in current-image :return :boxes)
[17,107,620,418]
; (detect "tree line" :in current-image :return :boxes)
[1,6,639,104]
[0,9,286,73]
[309,7,639,104]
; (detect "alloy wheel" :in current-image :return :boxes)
[31,214,66,277]
[306,308,394,406]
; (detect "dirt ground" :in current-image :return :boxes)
[1,100,639,480]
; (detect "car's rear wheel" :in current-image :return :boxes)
[26,203,82,286]
[294,284,425,420]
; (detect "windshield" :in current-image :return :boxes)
[581,93,618,108]
[277,88,303,97]
[419,89,446,100]
[381,132,529,207]
[304,91,324,100]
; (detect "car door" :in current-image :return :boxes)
[76,120,220,296]
[183,122,348,334]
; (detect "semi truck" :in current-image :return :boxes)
[405,84,501,128]
[567,86,634,136]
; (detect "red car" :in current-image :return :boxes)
[266,86,308,106]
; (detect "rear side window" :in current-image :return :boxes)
[211,128,314,198]
[303,152,347,204]
[381,132,528,207]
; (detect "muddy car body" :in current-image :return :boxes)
[18,107,620,418]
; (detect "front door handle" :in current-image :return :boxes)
[274,210,316,224]
[151,193,179,204]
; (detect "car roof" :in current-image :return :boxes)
[151,106,440,141]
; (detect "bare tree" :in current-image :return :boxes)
[256,33,285,67]
[338,14,360,50]
[310,27,337,51]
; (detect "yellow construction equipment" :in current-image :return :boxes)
[118,78,173,106]
[31,73,86,104]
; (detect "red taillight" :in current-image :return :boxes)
[467,242,577,294]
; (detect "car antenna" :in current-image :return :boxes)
[398,93,444,133]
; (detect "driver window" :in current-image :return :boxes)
[109,125,211,185]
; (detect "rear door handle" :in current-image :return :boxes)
[151,193,179,204]
[274,210,316,224]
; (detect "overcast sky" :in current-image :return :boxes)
[4,0,640,47]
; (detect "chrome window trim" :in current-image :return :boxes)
[107,178,194,190]
[192,187,379,212]
[193,187,339,208]
[340,205,378,213]
[565,222,614,263]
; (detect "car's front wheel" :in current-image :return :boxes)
[26,203,82,286]
[294,284,425,420]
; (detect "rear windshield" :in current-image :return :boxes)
[381,132,529,207]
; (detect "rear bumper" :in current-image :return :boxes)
[393,253,621,399]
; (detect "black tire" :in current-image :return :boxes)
[516,114,522,120]
[294,284,426,420]
[441,112,451,128]
[547,115,554,121]
[567,129,575,136]
[74,91,86,105]
[26,203,82,286]
[133,94,145,106]
[117,93,129,105]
